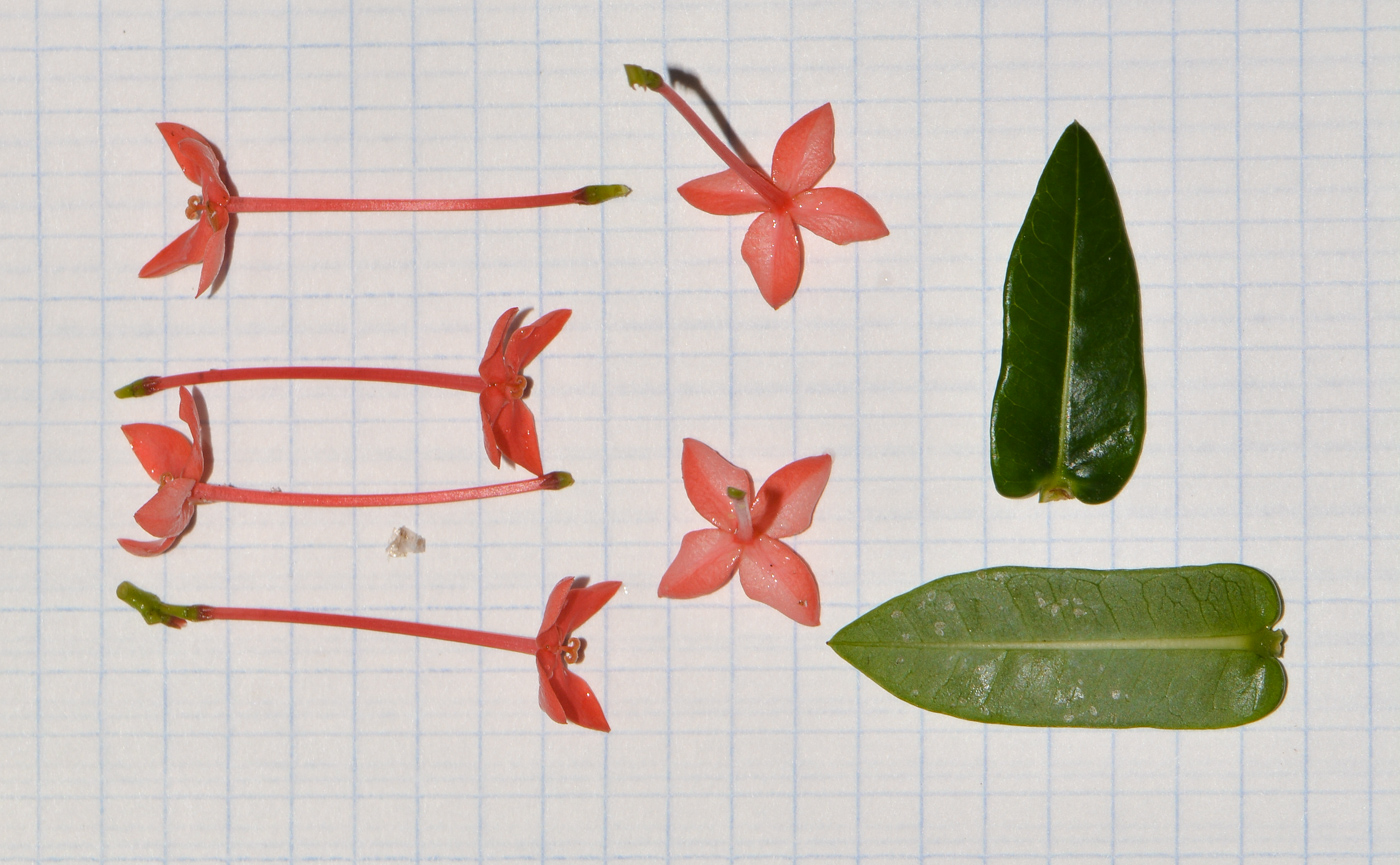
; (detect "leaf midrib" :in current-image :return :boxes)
[833,633,1269,652]
[1052,126,1081,486]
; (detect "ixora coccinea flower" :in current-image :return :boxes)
[115,306,568,477]
[624,65,888,309]
[118,576,620,731]
[119,387,572,557]
[659,438,832,626]
[141,123,631,296]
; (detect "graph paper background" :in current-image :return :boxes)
[0,0,1395,861]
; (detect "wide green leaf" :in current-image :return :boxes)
[829,565,1286,729]
[991,121,1145,504]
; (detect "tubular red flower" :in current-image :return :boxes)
[141,123,629,297]
[626,66,888,309]
[117,577,620,732]
[118,386,572,556]
[658,438,832,626]
[113,306,570,474]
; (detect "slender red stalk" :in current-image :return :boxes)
[625,65,786,209]
[116,367,485,399]
[199,606,537,654]
[191,472,571,508]
[226,187,615,214]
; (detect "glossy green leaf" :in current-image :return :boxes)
[991,121,1145,504]
[829,565,1286,729]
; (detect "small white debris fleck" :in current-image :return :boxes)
[386,526,426,558]
[1110,690,1121,700]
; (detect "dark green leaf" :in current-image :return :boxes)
[991,121,1145,504]
[829,565,1286,729]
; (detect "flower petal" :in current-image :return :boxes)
[751,454,833,539]
[504,308,571,373]
[123,423,194,482]
[489,397,543,477]
[538,576,579,638]
[737,536,821,626]
[156,123,222,187]
[176,387,205,480]
[770,104,835,196]
[740,211,804,309]
[133,477,197,540]
[195,222,227,298]
[677,169,770,215]
[537,654,570,725]
[544,662,611,732]
[139,221,215,280]
[657,528,743,599]
[555,580,622,638]
[478,386,509,468]
[478,307,518,384]
[118,535,179,557]
[680,438,753,531]
[790,187,890,245]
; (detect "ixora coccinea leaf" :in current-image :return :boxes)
[829,564,1287,729]
[990,121,1145,504]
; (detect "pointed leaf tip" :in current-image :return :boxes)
[574,184,632,205]
[624,64,663,91]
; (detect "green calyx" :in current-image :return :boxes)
[113,376,160,398]
[116,581,202,628]
[575,184,633,205]
[624,64,663,91]
[549,471,574,490]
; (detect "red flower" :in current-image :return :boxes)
[478,307,571,476]
[139,123,629,298]
[118,386,573,556]
[658,438,832,626]
[677,104,889,308]
[536,577,622,732]
[138,123,231,298]
[119,385,207,556]
[625,66,888,309]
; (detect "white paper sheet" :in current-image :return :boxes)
[1,1,1394,861]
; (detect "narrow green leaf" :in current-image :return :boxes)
[829,565,1287,729]
[991,121,1145,504]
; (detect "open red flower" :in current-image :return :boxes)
[626,65,888,309]
[118,575,620,732]
[140,123,629,297]
[139,123,231,298]
[478,307,571,476]
[658,438,832,626]
[536,577,622,731]
[119,386,572,556]
[119,383,207,556]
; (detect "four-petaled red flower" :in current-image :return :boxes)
[119,385,207,557]
[139,123,231,298]
[536,576,622,731]
[478,307,571,477]
[677,103,889,309]
[658,438,832,626]
[118,386,572,557]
